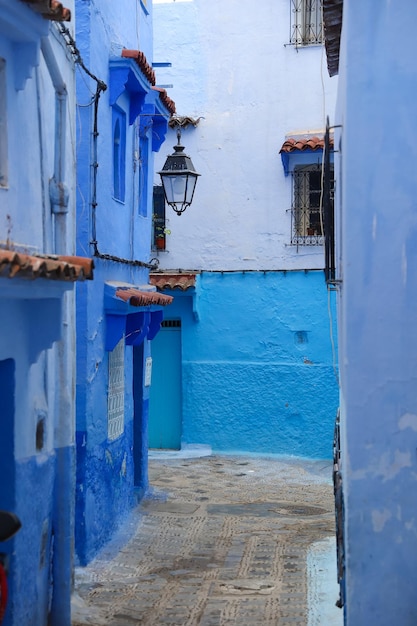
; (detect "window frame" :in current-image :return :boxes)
[107,339,125,441]
[290,0,323,47]
[152,184,167,251]
[290,162,334,248]
[112,106,126,202]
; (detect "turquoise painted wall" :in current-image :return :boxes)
[154,270,338,459]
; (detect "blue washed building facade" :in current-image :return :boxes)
[149,0,339,459]
[323,1,417,623]
[74,0,174,565]
[0,1,94,624]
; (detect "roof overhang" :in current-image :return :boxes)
[110,50,175,150]
[279,133,334,176]
[0,250,94,281]
[149,272,197,291]
[104,282,173,351]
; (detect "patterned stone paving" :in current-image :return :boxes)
[72,454,337,625]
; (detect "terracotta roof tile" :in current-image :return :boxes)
[0,250,94,281]
[150,273,197,291]
[279,135,334,154]
[115,287,173,307]
[152,86,176,116]
[121,49,156,86]
[23,0,71,21]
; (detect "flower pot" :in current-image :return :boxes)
[155,236,165,250]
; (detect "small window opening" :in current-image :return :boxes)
[36,418,45,451]
[290,0,323,46]
[153,185,167,251]
[112,108,126,201]
[290,163,334,247]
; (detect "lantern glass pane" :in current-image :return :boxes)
[161,174,187,204]
[185,174,197,203]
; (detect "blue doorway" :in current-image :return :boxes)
[149,321,182,449]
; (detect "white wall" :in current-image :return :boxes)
[153,0,338,271]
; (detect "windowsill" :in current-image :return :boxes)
[112,196,126,206]
[286,42,324,49]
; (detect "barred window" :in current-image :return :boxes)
[290,164,333,247]
[107,339,125,441]
[290,0,323,46]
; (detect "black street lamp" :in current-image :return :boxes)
[158,128,200,216]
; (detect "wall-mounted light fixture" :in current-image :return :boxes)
[158,127,200,216]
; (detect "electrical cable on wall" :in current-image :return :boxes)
[57,24,157,270]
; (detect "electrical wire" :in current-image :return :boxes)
[57,23,157,270]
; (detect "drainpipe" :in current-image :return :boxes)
[41,36,70,252]
[41,36,73,626]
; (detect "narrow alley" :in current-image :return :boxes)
[72,452,342,625]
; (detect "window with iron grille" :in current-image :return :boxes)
[290,163,333,247]
[107,339,125,441]
[290,0,323,46]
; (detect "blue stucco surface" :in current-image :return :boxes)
[6,452,55,626]
[74,0,171,564]
[153,270,339,459]
[75,266,147,564]
[333,3,417,623]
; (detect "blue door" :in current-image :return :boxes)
[149,321,182,449]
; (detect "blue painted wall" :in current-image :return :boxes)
[152,270,338,459]
[74,0,172,564]
[0,2,78,624]
[332,2,417,624]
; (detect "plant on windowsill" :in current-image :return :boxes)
[153,219,171,251]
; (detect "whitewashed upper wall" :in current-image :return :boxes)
[153,0,337,271]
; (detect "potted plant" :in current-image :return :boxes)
[153,219,171,251]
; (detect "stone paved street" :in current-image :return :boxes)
[72,452,342,625]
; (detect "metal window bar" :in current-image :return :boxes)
[161,320,181,328]
[290,0,323,46]
[324,119,336,282]
[291,165,325,248]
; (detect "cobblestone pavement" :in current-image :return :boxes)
[72,453,339,625]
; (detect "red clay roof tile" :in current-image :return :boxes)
[150,273,197,291]
[121,49,156,86]
[0,250,94,281]
[23,0,71,21]
[279,135,334,154]
[152,86,176,116]
[115,287,173,307]
[121,50,176,114]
